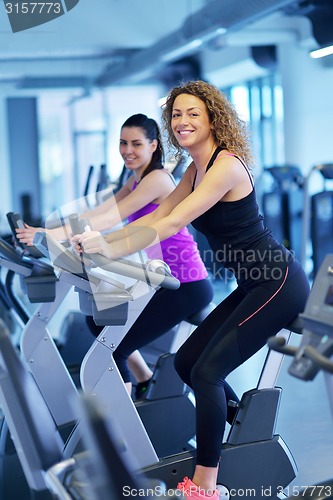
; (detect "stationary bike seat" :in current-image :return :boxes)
[186,302,216,326]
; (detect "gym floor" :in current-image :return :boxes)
[212,277,333,493]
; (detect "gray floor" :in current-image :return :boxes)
[212,277,333,492]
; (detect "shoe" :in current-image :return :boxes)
[135,379,150,400]
[217,484,230,498]
[177,477,229,499]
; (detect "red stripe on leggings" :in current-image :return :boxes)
[238,267,289,327]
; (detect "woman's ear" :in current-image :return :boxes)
[151,139,158,153]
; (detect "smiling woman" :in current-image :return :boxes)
[170,97,213,153]
[75,80,310,500]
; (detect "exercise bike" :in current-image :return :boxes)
[5,211,96,384]
[268,253,333,499]
[0,227,205,498]
[4,212,211,456]
[0,234,187,498]
[37,225,300,499]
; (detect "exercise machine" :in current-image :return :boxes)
[5,212,95,379]
[0,228,201,496]
[0,244,182,498]
[0,234,95,498]
[0,238,64,499]
[0,239,30,337]
[300,164,333,277]
[66,213,207,456]
[3,212,209,457]
[0,234,57,330]
[34,227,300,499]
[268,253,333,499]
[32,227,198,457]
[0,225,301,498]
[261,165,304,261]
[0,317,179,499]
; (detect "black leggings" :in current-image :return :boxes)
[87,278,214,382]
[174,262,310,467]
[113,278,213,382]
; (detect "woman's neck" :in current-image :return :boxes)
[190,141,219,172]
[133,165,149,183]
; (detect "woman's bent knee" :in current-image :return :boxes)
[174,350,191,387]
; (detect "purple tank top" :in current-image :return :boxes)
[128,183,208,283]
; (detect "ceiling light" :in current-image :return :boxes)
[309,44,333,59]
[161,39,203,63]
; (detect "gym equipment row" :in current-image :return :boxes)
[268,253,333,499]
[0,227,182,499]
[261,165,304,262]
[300,164,333,277]
[261,163,333,278]
[0,212,305,499]
[83,163,114,207]
[0,214,207,497]
[1,249,331,499]
[2,212,96,384]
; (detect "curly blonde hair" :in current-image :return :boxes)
[161,80,254,169]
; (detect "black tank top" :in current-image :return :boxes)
[191,147,293,288]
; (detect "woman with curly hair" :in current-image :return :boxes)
[74,81,310,499]
[17,113,213,400]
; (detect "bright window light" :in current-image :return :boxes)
[158,96,167,108]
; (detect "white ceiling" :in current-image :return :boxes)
[0,0,205,88]
[0,0,319,92]
[0,0,206,56]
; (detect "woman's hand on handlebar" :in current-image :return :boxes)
[15,224,42,245]
[72,231,113,258]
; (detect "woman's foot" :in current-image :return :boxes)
[177,477,229,499]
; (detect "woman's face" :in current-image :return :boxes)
[119,126,157,176]
[171,93,212,149]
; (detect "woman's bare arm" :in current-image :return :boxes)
[75,155,246,259]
